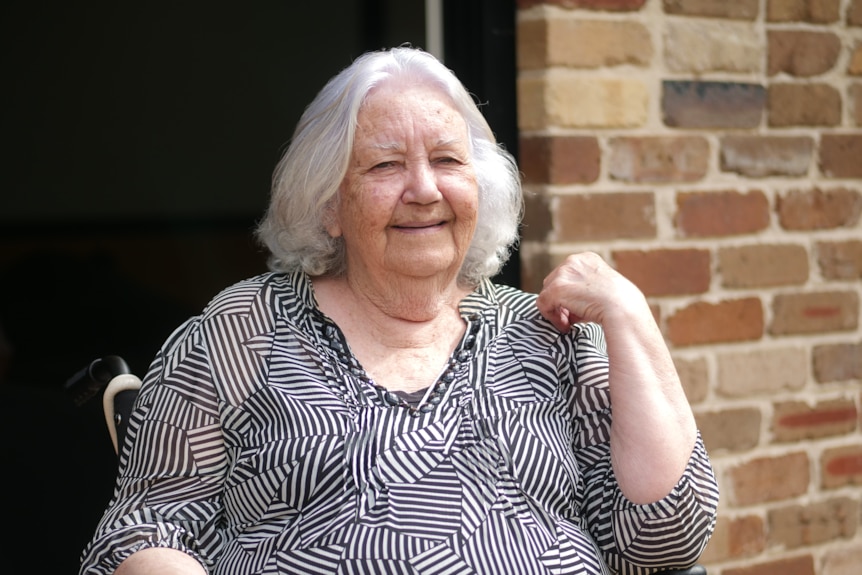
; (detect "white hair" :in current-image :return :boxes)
[256,46,522,286]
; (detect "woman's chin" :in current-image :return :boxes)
[385,253,462,282]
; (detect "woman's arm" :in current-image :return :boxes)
[115,548,207,575]
[536,252,698,503]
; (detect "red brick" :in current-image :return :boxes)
[768,83,842,127]
[519,136,600,185]
[770,291,859,335]
[608,136,709,183]
[820,135,862,178]
[772,398,858,442]
[519,249,552,295]
[612,248,710,296]
[517,0,646,9]
[522,191,552,242]
[720,136,814,178]
[662,81,764,128]
[676,190,770,237]
[817,240,862,280]
[662,0,759,19]
[667,297,764,346]
[719,244,809,288]
[813,341,862,382]
[821,444,862,488]
[851,84,862,126]
[556,192,656,242]
[697,407,761,452]
[768,30,841,77]
[700,514,766,564]
[777,188,862,231]
[674,356,709,403]
[767,0,841,23]
[728,451,810,506]
[849,42,862,75]
[851,0,862,25]
[768,498,859,549]
[725,555,816,575]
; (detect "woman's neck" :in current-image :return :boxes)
[313,271,471,343]
[311,273,470,391]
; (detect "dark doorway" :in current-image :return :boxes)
[0,2,517,572]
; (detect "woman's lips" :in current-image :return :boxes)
[392,220,446,230]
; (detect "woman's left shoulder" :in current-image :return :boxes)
[490,282,541,318]
[489,282,608,352]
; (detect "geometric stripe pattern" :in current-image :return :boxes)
[80,271,719,575]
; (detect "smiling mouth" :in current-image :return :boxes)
[392,221,446,230]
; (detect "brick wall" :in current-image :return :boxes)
[514,1,862,573]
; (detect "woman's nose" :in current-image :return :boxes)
[402,161,442,204]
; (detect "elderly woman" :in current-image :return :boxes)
[80,47,718,575]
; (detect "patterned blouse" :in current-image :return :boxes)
[80,271,718,575]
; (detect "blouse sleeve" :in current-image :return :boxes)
[79,316,226,575]
[568,323,719,575]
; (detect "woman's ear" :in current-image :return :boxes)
[322,198,342,238]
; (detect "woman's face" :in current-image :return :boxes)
[328,81,478,285]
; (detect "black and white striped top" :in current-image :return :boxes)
[80,271,719,575]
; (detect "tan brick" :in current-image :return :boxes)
[608,136,709,183]
[700,514,766,564]
[777,188,862,231]
[768,498,859,549]
[517,19,550,72]
[720,136,814,178]
[517,73,648,130]
[817,240,862,280]
[767,0,841,22]
[613,248,710,296]
[517,76,549,131]
[820,135,862,178]
[768,83,842,127]
[676,190,770,237]
[770,291,859,335]
[697,407,761,452]
[664,20,760,74]
[674,355,709,403]
[556,192,656,242]
[519,136,600,185]
[772,398,858,442]
[813,341,862,382]
[768,31,841,77]
[518,19,652,70]
[662,0,759,20]
[822,544,862,575]
[821,444,862,489]
[728,451,809,506]
[716,347,808,397]
[521,191,552,242]
[719,244,809,288]
[667,297,764,347]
